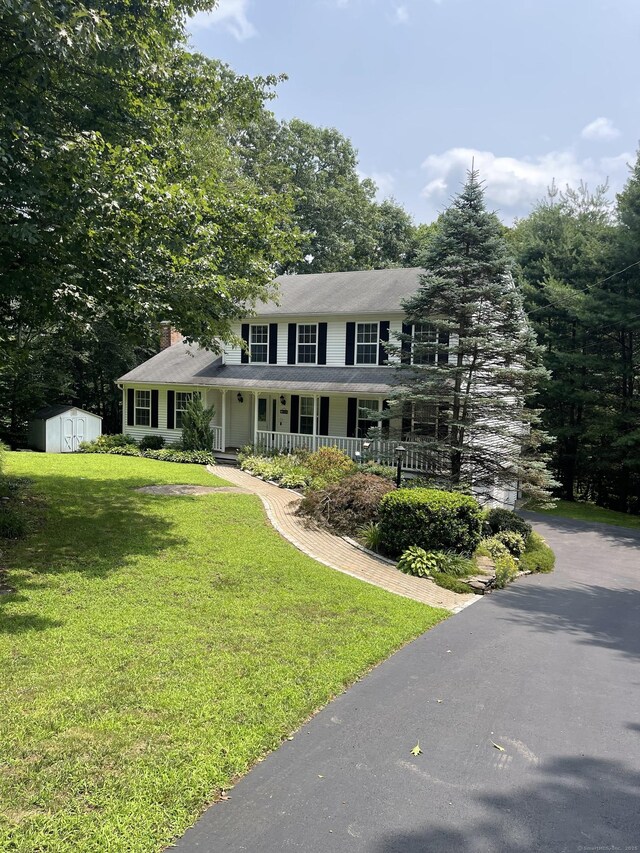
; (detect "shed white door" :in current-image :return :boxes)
[61,416,86,452]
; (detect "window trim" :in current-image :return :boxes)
[250,324,269,364]
[355,321,379,366]
[134,390,151,427]
[296,323,318,365]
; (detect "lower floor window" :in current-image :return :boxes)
[410,402,448,440]
[299,396,315,435]
[135,390,151,426]
[358,398,380,438]
[175,391,200,429]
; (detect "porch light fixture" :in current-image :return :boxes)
[395,444,407,487]
[237,392,244,403]
[280,395,286,405]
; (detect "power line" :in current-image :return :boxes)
[525,259,640,318]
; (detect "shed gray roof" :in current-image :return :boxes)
[118,343,398,394]
[30,404,102,420]
[258,268,424,316]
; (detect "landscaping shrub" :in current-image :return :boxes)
[358,521,382,552]
[431,571,472,594]
[379,488,483,557]
[493,552,519,588]
[357,462,396,481]
[483,508,532,540]
[298,473,395,535]
[0,506,27,539]
[181,396,215,450]
[520,531,555,573]
[304,447,356,485]
[240,454,310,487]
[397,546,475,579]
[475,536,510,561]
[139,434,165,451]
[79,434,137,452]
[142,449,216,465]
[493,530,526,557]
[397,546,439,578]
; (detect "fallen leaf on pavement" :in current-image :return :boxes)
[411,742,423,756]
[491,742,505,752]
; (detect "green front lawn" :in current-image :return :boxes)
[529,498,640,531]
[0,453,446,852]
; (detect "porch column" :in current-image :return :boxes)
[252,390,259,448]
[312,394,318,451]
[220,389,227,452]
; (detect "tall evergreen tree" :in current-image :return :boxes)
[388,170,553,503]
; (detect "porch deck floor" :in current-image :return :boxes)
[206,465,476,613]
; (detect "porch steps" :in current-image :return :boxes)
[213,452,240,467]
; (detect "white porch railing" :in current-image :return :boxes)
[254,431,446,473]
[212,425,223,452]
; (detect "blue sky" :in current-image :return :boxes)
[188,0,640,224]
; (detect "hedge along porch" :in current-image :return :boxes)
[121,383,391,457]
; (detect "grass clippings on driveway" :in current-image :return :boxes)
[0,453,447,852]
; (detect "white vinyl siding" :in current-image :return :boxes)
[225,316,405,367]
[123,386,221,445]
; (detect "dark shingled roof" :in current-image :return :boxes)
[30,404,102,420]
[118,343,399,394]
[258,268,424,315]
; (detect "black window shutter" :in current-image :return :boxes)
[289,394,300,433]
[269,323,278,364]
[241,324,250,364]
[378,320,390,366]
[318,322,327,365]
[167,390,175,429]
[347,397,358,438]
[401,322,412,364]
[438,330,450,365]
[382,399,390,438]
[151,390,159,428]
[345,322,356,365]
[287,323,297,365]
[127,389,134,426]
[319,397,330,435]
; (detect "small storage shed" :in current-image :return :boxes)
[28,405,102,453]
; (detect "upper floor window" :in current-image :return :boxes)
[297,324,317,364]
[250,325,269,363]
[356,322,378,365]
[411,323,449,366]
[135,390,151,426]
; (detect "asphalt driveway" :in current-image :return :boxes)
[173,513,640,853]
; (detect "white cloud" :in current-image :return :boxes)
[581,116,620,141]
[420,146,631,220]
[188,0,256,40]
[394,5,409,23]
[359,170,396,200]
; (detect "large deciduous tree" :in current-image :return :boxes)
[0,1,299,442]
[388,170,553,504]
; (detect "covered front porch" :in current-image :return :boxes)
[211,388,442,473]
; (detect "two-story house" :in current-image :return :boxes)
[117,268,451,469]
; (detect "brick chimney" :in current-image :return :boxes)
[159,321,183,351]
